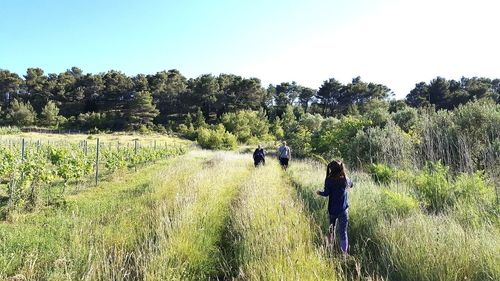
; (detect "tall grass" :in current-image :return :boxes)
[229,161,339,280]
[288,160,500,281]
[145,153,252,280]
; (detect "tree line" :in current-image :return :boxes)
[0,67,499,131]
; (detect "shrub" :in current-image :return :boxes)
[284,123,313,157]
[196,125,237,150]
[381,189,419,218]
[362,98,390,127]
[451,172,499,228]
[0,126,21,135]
[76,112,107,130]
[351,121,415,168]
[221,109,270,143]
[369,163,393,184]
[391,105,418,132]
[7,99,37,126]
[311,115,370,164]
[414,161,454,213]
[393,169,415,185]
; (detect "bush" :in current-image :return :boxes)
[284,123,313,157]
[393,169,415,184]
[221,109,270,143]
[391,105,418,132]
[351,121,415,168]
[311,115,370,164]
[7,99,37,126]
[0,126,21,135]
[76,112,107,130]
[369,163,393,184]
[178,123,197,140]
[414,161,454,213]
[416,100,500,173]
[381,189,419,218]
[451,172,499,228]
[362,98,390,127]
[196,125,237,150]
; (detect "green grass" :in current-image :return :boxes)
[288,160,500,281]
[145,153,252,280]
[1,150,497,280]
[0,151,207,280]
[230,161,338,280]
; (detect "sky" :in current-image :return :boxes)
[1,0,499,99]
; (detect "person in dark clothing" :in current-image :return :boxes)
[316,160,353,256]
[253,144,266,167]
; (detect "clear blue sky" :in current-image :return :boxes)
[1,0,499,98]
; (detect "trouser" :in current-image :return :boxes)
[254,157,265,166]
[329,209,348,254]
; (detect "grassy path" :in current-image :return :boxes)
[1,151,347,281]
[145,153,252,280]
[229,160,338,280]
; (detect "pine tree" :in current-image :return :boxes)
[125,91,159,129]
[40,101,65,127]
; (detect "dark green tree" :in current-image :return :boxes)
[316,78,344,115]
[0,70,23,107]
[427,77,451,109]
[299,87,316,112]
[189,74,220,118]
[149,69,188,119]
[23,68,52,112]
[125,91,159,129]
[406,82,430,107]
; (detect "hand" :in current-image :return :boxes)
[316,190,321,195]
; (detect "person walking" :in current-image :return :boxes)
[253,144,266,167]
[277,141,291,170]
[316,160,353,256]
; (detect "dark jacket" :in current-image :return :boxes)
[253,148,265,161]
[318,177,353,215]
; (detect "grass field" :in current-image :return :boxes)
[0,132,191,146]
[0,146,498,280]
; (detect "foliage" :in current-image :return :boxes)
[40,101,66,128]
[406,76,500,109]
[0,137,188,210]
[221,109,270,143]
[125,90,159,129]
[361,98,390,127]
[311,115,370,164]
[414,161,454,213]
[196,125,237,150]
[416,99,500,173]
[369,163,393,184]
[284,123,313,157]
[351,121,415,168]
[7,99,37,126]
[391,105,418,132]
[380,189,419,218]
[0,126,21,135]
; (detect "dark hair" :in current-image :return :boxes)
[326,160,346,179]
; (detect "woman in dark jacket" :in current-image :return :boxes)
[253,144,266,167]
[316,160,353,255]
